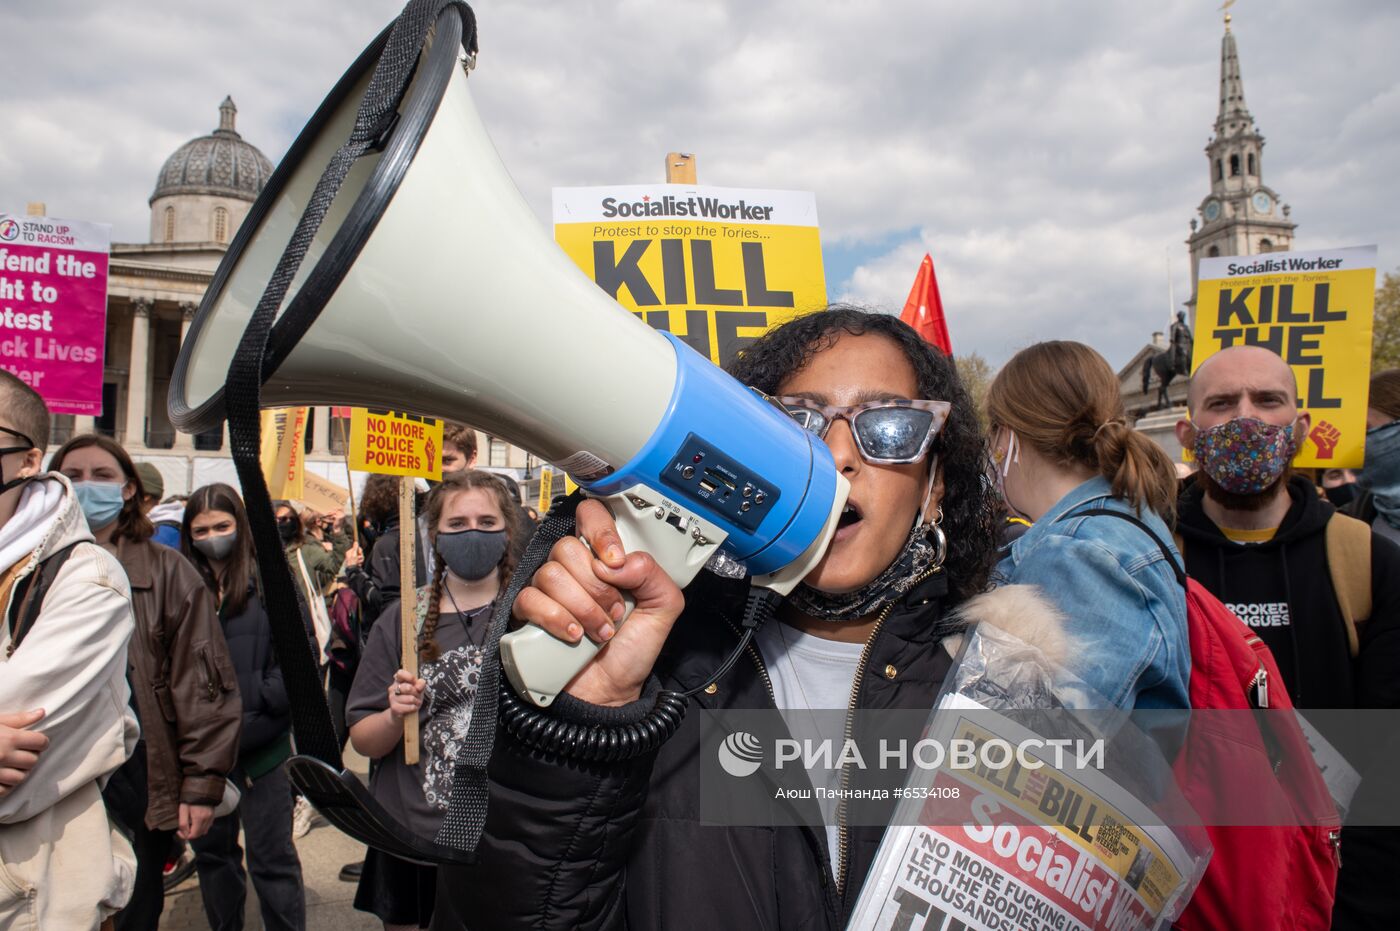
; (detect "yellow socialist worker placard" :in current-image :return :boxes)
[1192,245,1377,467]
[347,409,444,480]
[552,184,827,367]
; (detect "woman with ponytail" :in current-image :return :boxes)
[988,340,1189,709]
[346,470,519,930]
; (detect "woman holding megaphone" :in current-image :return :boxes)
[433,307,1060,929]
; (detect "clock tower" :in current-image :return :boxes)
[1185,13,1297,320]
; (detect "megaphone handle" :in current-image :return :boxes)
[499,486,725,707]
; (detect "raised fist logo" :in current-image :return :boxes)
[425,436,437,473]
[1310,421,1341,459]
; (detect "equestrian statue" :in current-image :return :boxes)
[1141,311,1193,411]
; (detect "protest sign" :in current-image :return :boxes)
[1191,245,1377,467]
[0,213,110,414]
[553,184,826,367]
[260,407,307,499]
[347,408,444,480]
[300,470,351,516]
[849,696,1202,931]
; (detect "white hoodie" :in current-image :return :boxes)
[0,473,139,823]
[0,474,140,927]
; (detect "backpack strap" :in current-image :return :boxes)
[1324,513,1372,658]
[6,542,81,657]
[1056,508,1187,587]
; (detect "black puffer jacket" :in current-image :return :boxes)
[433,568,960,930]
[219,585,290,757]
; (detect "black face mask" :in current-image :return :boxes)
[0,427,37,495]
[1325,483,1357,509]
[435,528,508,582]
[276,517,299,543]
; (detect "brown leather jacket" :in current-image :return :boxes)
[115,536,242,830]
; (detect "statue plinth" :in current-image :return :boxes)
[1133,406,1188,462]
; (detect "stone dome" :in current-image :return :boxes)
[150,97,274,204]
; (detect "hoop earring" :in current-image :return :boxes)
[929,509,947,571]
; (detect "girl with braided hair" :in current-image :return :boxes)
[346,470,520,930]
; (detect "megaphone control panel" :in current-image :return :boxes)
[660,434,779,533]
[501,335,848,707]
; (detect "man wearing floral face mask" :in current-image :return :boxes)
[1174,345,1400,707]
[1176,345,1400,929]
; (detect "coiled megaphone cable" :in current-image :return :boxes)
[498,584,783,763]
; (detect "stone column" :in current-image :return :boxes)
[312,406,331,456]
[124,299,153,448]
[172,302,198,451]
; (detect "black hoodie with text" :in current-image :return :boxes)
[1181,476,1400,929]
[1177,474,1400,710]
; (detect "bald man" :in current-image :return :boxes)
[1177,346,1400,929]
[1174,344,1399,706]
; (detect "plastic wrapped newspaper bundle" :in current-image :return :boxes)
[848,624,1212,931]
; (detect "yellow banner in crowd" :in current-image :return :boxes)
[1192,246,1378,468]
[553,184,827,368]
[259,407,307,499]
[347,409,444,480]
[535,465,581,513]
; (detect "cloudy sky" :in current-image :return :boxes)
[2,0,1396,368]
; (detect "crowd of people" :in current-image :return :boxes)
[0,383,503,930]
[1,305,1397,929]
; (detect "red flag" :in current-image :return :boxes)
[899,253,952,355]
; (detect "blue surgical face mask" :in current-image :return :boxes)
[73,480,128,530]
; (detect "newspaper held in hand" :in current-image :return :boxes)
[848,625,1211,931]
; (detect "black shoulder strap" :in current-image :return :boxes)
[223,0,478,770]
[1056,507,1187,588]
[7,542,81,655]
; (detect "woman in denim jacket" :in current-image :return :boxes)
[989,341,1189,710]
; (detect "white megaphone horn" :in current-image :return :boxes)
[169,3,848,709]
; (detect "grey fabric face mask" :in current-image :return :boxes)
[436,528,508,582]
[193,531,238,562]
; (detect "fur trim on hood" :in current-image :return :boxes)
[943,583,1067,668]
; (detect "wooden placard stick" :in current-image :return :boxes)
[398,475,420,765]
[343,452,359,550]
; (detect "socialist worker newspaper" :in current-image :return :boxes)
[848,695,1207,931]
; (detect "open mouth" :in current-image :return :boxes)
[836,501,863,533]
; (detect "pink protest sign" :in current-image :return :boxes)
[0,214,111,415]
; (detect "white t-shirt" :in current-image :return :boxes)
[754,620,864,882]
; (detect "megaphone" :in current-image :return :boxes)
[169,3,848,708]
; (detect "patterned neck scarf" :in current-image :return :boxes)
[785,523,939,621]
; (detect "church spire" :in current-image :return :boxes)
[1216,15,1252,133]
[1185,8,1296,320]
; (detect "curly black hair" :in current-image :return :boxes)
[727,305,997,604]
